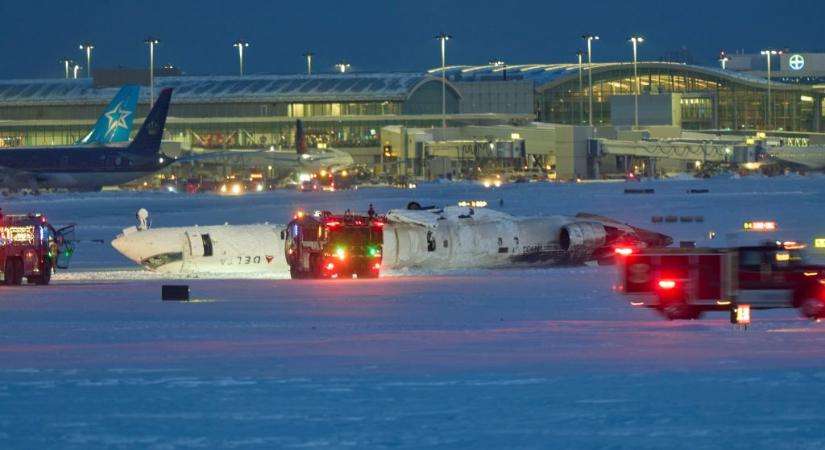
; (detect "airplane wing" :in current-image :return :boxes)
[176,150,298,165]
[765,147,825,169]
[386,206,517,228]
[576,212,673,249]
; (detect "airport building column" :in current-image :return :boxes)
[647,157,656,178]
[815,97,823,132]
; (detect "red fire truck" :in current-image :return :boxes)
[285,211,383,279]
[617,242,825,320]
[1,213,75,286]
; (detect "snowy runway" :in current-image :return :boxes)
[3,178,825,448]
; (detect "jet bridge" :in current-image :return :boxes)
[588,138,762,177]
[595,139,732,162]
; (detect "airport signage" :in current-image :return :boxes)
[789,54,805,71]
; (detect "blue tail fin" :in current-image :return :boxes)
[78,85,140,145]
[128,88,173,154]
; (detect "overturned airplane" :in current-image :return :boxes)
[111,205,671,275]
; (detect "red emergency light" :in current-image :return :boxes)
[614,247,634,256]
[325,262,335,271]
[658,279,677,290]
[325,221,340,228]
[373,262,381,270]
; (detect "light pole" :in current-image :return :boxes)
[628,35,644,129]
[144,37,160,106]
[719,51,729,70]
[79,42,93,79]
[335,61,351,73]
[233,40,249,76]
[760,48,782,130]
[59,57,72,79]
[582,33,599,127]
[489,59,506,81]
[72,63,82,79]
[303,51,313,75]
[435,32,451,128]
[577,50,584,124]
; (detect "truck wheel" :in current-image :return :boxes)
[800,298,825,319]
[357,269,379,279]
[12,258,24,286]
[310,254,324,278]
[660,302,701,320]
[3,260,15,286]
[34,259,52,285]
[289,266,303,280]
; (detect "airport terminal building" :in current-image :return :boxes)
[0,62,823,180]
[438,62,824,132]
[0,73,527,150]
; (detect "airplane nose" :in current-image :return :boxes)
[111,234,142,264]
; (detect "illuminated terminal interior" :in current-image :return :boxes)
[436,62,824,132]
[0,62,825,163]
[0,73,471,149]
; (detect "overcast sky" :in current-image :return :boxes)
[0,0,822,79]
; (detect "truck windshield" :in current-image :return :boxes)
[328,227,374,247]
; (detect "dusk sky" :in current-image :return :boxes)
[0,0,822,79]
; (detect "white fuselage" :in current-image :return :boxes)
[111,207,616,275]
[382,209,582,269]
[112,224,289,274]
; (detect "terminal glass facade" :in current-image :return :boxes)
[540,66,821,131]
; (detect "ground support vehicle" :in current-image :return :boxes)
[617,243,825,320]
[285,211,383,279]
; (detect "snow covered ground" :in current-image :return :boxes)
[3,176,825,449]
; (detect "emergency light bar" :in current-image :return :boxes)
[743,221,777,231]
[1,226,35,244]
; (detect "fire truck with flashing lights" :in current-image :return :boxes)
[284,211,384,279]
[0,213,75,286]
[616,241,825,320]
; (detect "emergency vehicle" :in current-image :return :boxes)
[1,213,75,286]
[284,211,383,279]
[617,242,825,320]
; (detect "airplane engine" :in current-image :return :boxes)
[558,222,607,263]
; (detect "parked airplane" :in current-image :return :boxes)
[77,85,141,145]
[765,146,825,170]
[0,88,173,191]
[110,205,671,275]
[184,120,354,172]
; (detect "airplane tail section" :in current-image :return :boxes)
[128,88,173,154]
[79,85,140,145]
[296,119,307,155]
